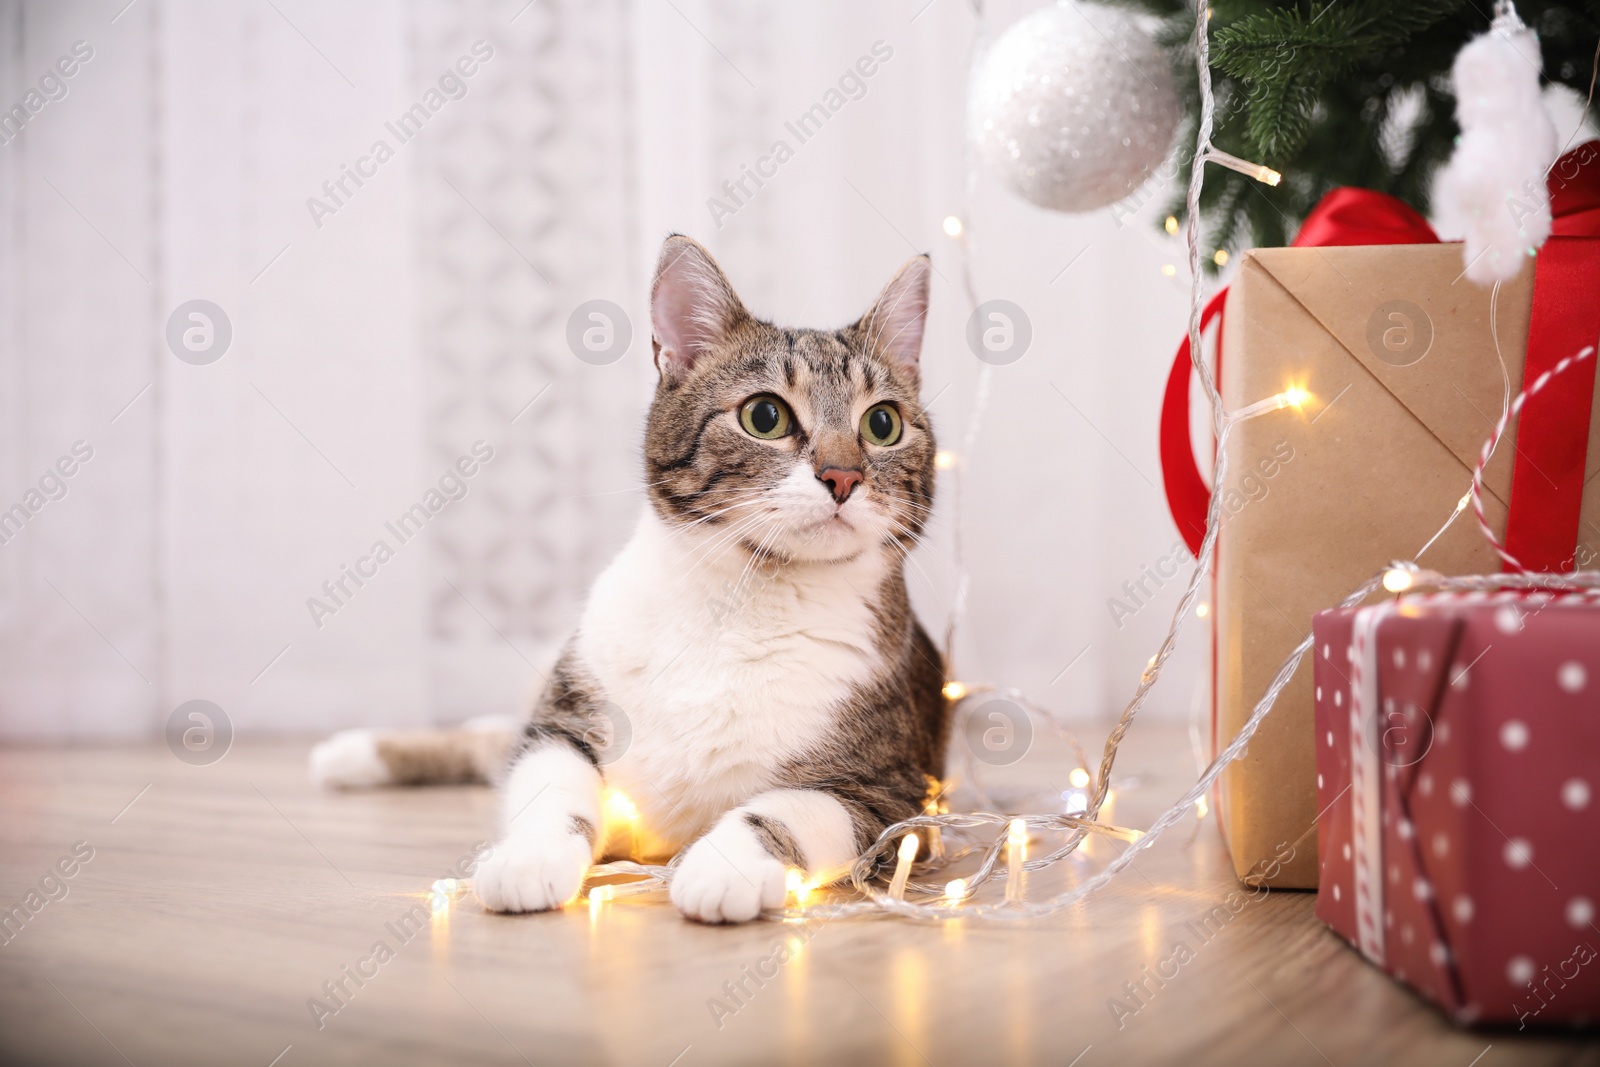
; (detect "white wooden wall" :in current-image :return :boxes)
[0,0,1203,741]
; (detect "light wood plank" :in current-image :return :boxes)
[0,733,1593,1066]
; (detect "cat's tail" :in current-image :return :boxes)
[310,716,519,789]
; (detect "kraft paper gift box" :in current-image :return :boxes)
[1162,148,1600,887]
[1312,595,1600,1025]
[1170,224,1600,887]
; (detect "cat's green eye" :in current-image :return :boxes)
[861,403,902,447]
[740,394,793,440]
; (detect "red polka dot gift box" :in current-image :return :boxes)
[1312,592,1599,1026]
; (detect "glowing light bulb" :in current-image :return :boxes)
[1231,383,1315,423]
[942,681,967,702]
[604,789,638,823]
[430,891,449,912]
[603,789,640,859]
[431,878,458,897]
[1164,215,1180,235]
[1068,767,1091,789]
[785,868,817,905]
[1196,601,1210,618]
[934,450,956,470]
[1279,384,1311,411]
[1195,795,1210,819]
[1063,790,1089,815]
[1161,263,1177,277]
[587,884,611,920]
[1213,249,1230,266]
[888,833,919,901]
[1006,819,1027,904]
[1206,147,1281,186]
[1383,568,1414,594]
[944,878,968,903]
[942,215,964,238]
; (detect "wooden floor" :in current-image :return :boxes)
[1,729,1595,1067]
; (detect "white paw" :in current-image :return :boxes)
[309,729,392,790]
[473,832,592,913]
[670,822,788,924]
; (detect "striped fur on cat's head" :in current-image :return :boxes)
[643,235,935,564]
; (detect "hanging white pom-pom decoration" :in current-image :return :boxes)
[969,1,1179,214]
[1434,1,1559,285]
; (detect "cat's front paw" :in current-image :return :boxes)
[670,822,788,924]
[474,833,592,913]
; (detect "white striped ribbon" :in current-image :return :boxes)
[1349,603,1397,966]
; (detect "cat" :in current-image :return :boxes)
[311,235,948,923]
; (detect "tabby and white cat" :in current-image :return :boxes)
[312,235,948,923]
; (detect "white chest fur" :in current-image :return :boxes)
[574,511,888,854]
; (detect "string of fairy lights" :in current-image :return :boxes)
[419,1,1593,923]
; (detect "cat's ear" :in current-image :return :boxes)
[855,255,930,374]
[650,235,747,382]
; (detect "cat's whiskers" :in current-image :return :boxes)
[727,515,786,605]
[880,516,940,592]
[679,512,768,573]
[670,487,789,541]
[675,497,758,534]
[672,481,789,534]
[678,508,779,581]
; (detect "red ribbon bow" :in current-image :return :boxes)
[1160,141,1600,572]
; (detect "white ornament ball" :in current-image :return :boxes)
[970,2,1180,213]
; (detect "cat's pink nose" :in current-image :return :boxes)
[818,467,862,504]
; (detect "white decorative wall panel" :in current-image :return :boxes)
[1,0,1204,740]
